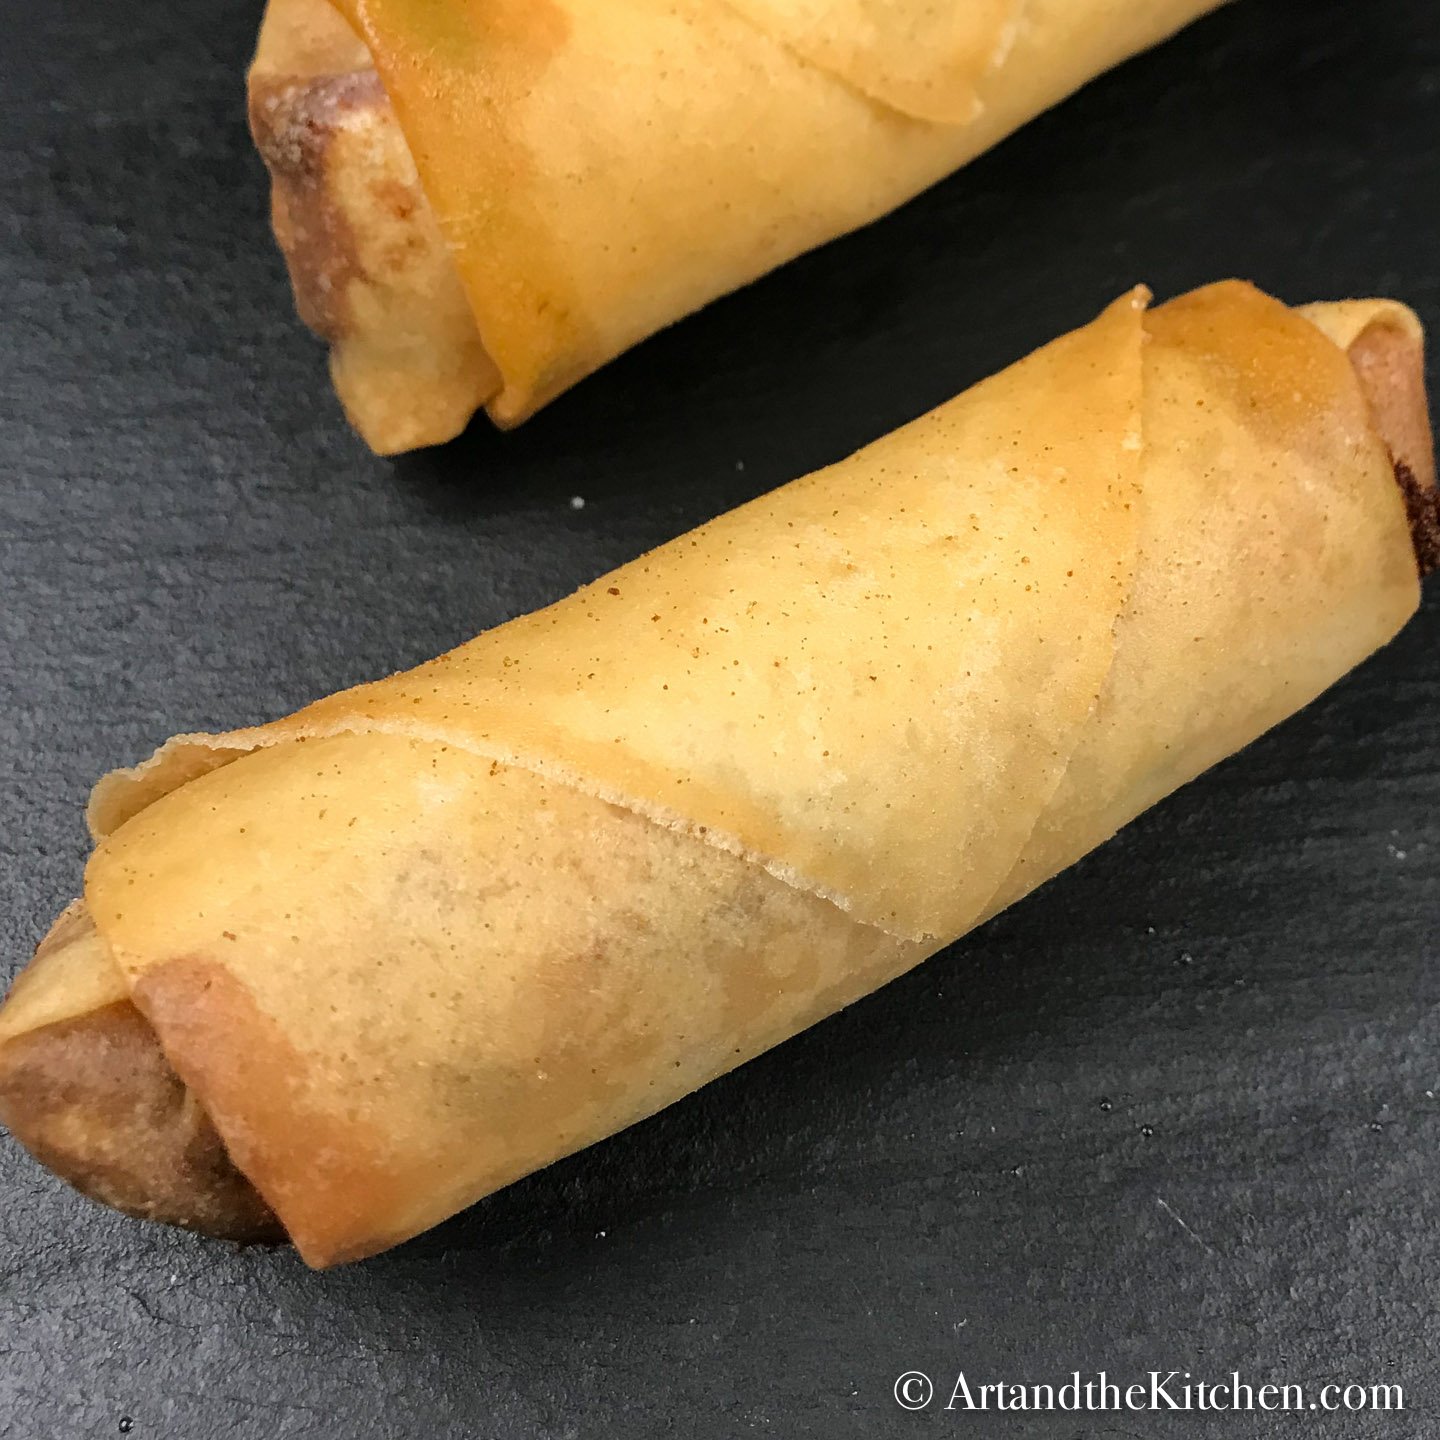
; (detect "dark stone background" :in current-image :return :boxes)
[2,0,1437,1435]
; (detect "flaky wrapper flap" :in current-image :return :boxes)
[719,0,1024,124]
[720,0,1232,126]
[92,290,1149,943]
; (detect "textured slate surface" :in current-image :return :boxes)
[2,0,1438,1436]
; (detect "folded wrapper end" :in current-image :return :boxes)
[0,293,1434,1258]
[0,905,281,1245]
[1352,319,1440,575]
[1300,298,1439,575]
[246,0,501,454]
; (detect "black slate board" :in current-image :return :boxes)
[3,1,1439,1436]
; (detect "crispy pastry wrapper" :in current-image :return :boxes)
[247,0,1229,450]
[1,283,1431,1265]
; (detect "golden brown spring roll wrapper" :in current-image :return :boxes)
[2,282,1432,1266]
[248,0,1229,449]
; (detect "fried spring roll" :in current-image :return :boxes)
[2,282,1435,1265]
[247,0,1230,452]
